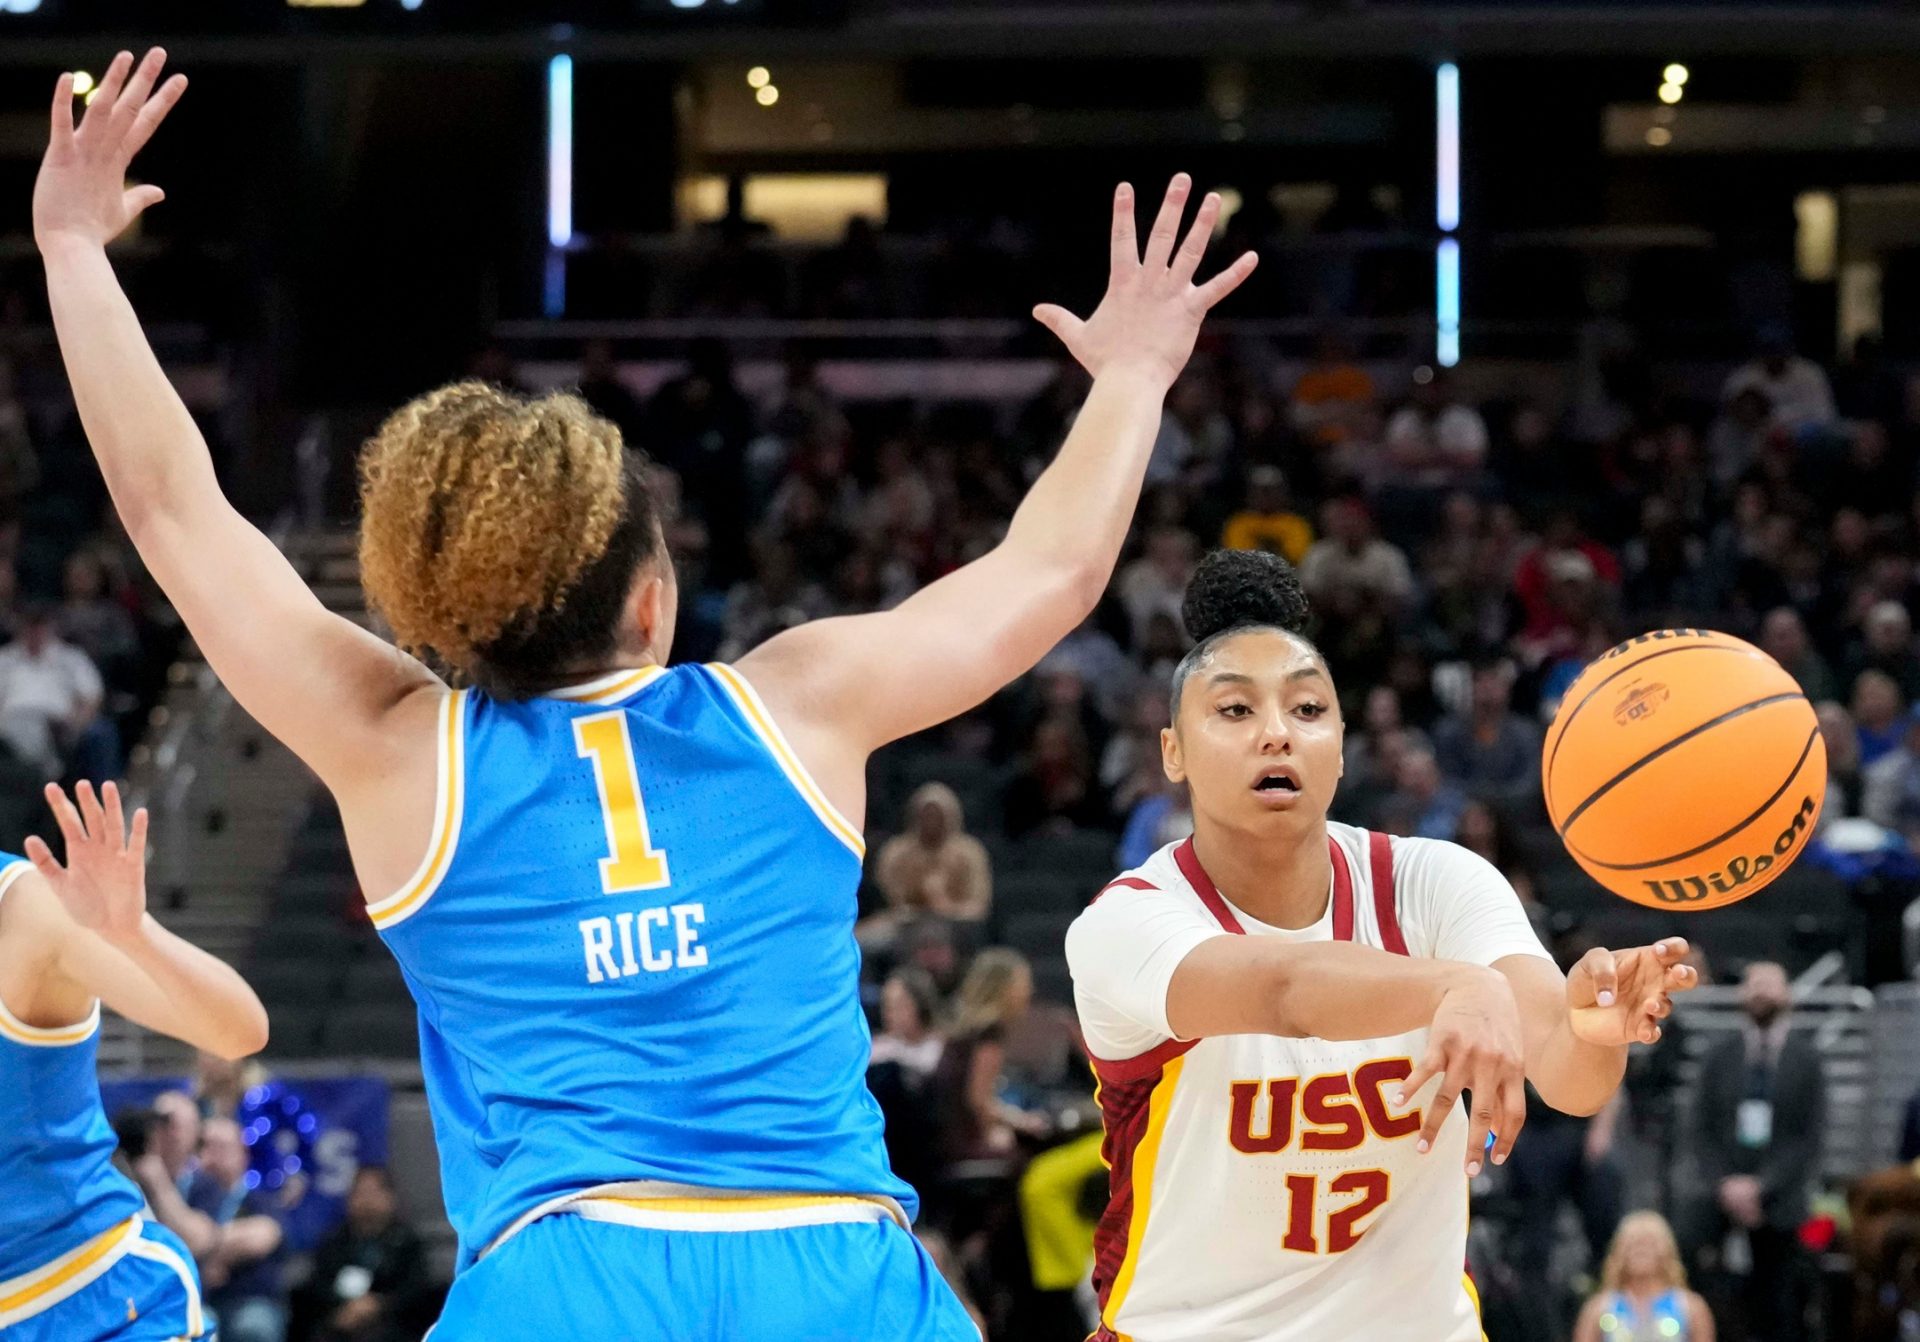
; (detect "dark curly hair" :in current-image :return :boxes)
[1170,548,1318,714]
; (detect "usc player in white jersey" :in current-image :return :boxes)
[1066,549,1699,1342]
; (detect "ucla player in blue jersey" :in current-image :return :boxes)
[0,779,268,1340]
[37,49,1256,1339]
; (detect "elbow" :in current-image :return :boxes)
[212,1006,270,1061]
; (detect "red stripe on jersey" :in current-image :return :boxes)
[1172,839,1245,934]
[1090,1058,1171,1329]
[1329,837,1355,941]
[1091,876,1158,905]
[1368,829,1408,956]
[1089,1035,1199,1085]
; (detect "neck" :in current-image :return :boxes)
[1188,810,1331,929]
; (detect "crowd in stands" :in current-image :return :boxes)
[112,1055,442,1342]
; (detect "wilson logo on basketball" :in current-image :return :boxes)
[1640,795,1817,904]
[1611,682,1670,726]
[1600,628,1710,661]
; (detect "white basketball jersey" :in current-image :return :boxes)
[1067,824,1548,1342]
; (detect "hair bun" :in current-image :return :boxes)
[1181,548,1311,643]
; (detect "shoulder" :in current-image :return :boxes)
[1382,834,1513,893]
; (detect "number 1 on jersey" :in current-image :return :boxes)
[574,711,671,893]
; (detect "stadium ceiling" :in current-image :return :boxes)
[3,1,1920,61]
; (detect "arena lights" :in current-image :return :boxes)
[747,66,770,89]
[70,70,94,96]
[546,53,573,317]
[1664,63,1690,87]
[0,0,44,13]
[756,84,780,107]
[400,0,424,10]
[1435,63,1460,368]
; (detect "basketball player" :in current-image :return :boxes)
[1067,549,1699,1342]
[0,780,268,1340]
[34,50,1257,1339]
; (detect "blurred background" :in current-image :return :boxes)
[10,1,1920,1338]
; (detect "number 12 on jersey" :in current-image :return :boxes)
[1280,1170,1389,1254]
[575,711,671,893]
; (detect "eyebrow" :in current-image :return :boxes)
[1206,672,1256,687]
[1287,667,1330,684]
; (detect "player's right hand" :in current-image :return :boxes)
[1032,174,1258,389]
[34,48,186,254]
[25,780,152,947]
[1397,966,1527,1176]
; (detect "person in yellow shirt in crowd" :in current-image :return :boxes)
[1220,465,1314,564]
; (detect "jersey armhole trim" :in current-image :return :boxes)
[0,859,102,1047]
[706,663,866,860]
[367,689,469,930]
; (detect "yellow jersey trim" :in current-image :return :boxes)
[1101,1052,1185,1339]
[706,663,866,859]
[0,1216,140,1325]
[367,689,469,930]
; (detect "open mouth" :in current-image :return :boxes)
[1253,770,1301,794]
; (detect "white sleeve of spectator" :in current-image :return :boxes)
[1394,838,1554,967]
[69,648,103,704]
[1066,888,1225,1060]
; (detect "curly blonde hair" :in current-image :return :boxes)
[358,381,662,694]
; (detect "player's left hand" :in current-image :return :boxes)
[1566,938,1698,1047]
[25,780,151,947]
[34,48,187,253]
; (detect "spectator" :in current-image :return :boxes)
[645,339,756,581]
[1723,326,1837,434]
[871,967,946,1079]
[1430,657,1543,813]
[152,1088,202,1195]
[1853,669,1906,767]
[1100,684,1172,814]
[0,601,110,779]
[1844,601,1920,703]
[140,1116,288,1342]
[1759,607,1839,703]
[1117,526,1199,646]
[871,782,994,929]
[1379,745,1468,841]
[932,949,1048,1161]
[1297,497,1414,613]
[1046,608,1140,724]
[0,357,40,524]
[1381,365,1489,491]
[1707,386,1777,490]
[1341,687,1432,792]
[1817,700,1870,831]
[1684,961,1823,1342]
[294,1167,435,1342]
[1574,1212,1715,1342]
[1455,797,1541,916]
[1002,716,1106,839]
[1867,713,1920,846]
[1513,512,1622,662]
[1289,326,1376,449]
[56,549,139,680]
[1220,465,1314,564]
[573,339,644,445]
[1115,776,1193,871]
[718,537,832,659]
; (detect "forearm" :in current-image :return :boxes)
[1002,368,1170,590]
[41,239,218,534]
[139,1170,220,1258]
[1267,944,1490,1040]
[107,915,269,1059]
[1524,1015,1626,1117]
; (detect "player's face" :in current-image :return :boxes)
[1165,630,1343,831]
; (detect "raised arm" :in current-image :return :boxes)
[738,176,1257,798]
[19,781,267,1059]
[33,51,439,796]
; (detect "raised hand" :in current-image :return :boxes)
[1033,173,1258,388]
[25,780,152,946]
[1567,938,1699,1047]
[34,48,187,253]
[1397,966,1527,1175]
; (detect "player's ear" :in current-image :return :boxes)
[631,568,670,651]
[1161,724,1185,784]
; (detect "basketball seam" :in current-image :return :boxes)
[1562,723,1822,871]
[1543,639,1759,819]
[1556,691,1806,837]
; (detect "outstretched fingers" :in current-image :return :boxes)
[49,72,76,147]
[1192,251,1259,310]
[1140,173,1191,271]
[1109,182,1138,274]
[1169,191,1221,287]
[79,51,135,140]
[124,73,187,162]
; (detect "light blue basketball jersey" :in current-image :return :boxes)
[0,855,149,1311]
[1599,1288,1690,1340]
[373,664,915,1270]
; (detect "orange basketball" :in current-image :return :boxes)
[1541,629,1827,911]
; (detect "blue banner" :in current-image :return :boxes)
[100,1074,391,1252]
